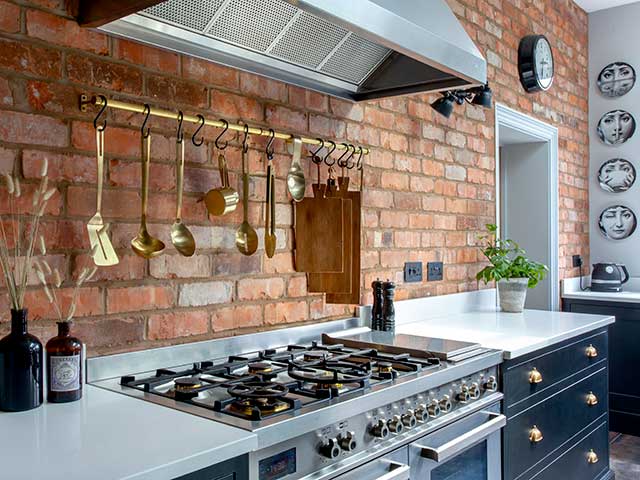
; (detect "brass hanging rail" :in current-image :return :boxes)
[79,94,370,155]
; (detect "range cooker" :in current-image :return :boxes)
[90,319,504,480]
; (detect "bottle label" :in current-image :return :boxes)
[50,355,80,392]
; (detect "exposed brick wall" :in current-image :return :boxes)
[0,0,589,355]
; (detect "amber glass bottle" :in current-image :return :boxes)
[46,321,82,403]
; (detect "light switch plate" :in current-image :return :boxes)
[427,262,443,281]
[404,262,423,283]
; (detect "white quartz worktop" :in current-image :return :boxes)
[0,385,257,480]
[562,276,640,303]
[395,306,614,360]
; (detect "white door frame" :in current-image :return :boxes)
[494,103,560,310]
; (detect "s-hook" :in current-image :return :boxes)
[141,104,151,138]
[192,114,205,147]
[266,129,275,161]
[311,138,324,185]
[355,146,364,170]
[94,95,108,132]
[242,124,250,153]
[324,140,337,167]
[336,143,351,171]
[346,144,357,170]
[215,119,229,150]
[176,111,184,144]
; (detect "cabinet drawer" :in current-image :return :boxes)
[531,420,609,480]
[504,367,607,480]
[503,330,607,409]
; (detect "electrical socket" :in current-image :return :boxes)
[427,262,443,281]
[404,262,423,283]
[572,255,583,268]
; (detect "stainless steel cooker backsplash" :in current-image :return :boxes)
[99,0,487,100]
[90,317,504,480]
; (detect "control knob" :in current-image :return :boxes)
[439,395,452,413]
[370,419,390,439]
[483,376,498,392]
[469,382,481,399]
[414,404,429,422]
[427,400,441,418]
[401,410,417,428]
[338,431,357,451]
[319,438,341,459]
[387,415,404,434]
[456,385,470,403]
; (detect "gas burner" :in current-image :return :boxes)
[288,363,371,394]
[377,362,394,373]
[303,351,328,362]
[227,398,291,417]
[175,376,202,392]
[228,381,289,399]
[247,362,274,375]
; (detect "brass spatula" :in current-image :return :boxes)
[88,128,119,266]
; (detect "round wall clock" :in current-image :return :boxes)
[598,158,636,192]
[597,110,636,145]
[599,205,637,240]
[518,34,555,93]
[597,62,636,97]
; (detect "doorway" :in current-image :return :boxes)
[495,104,559,311]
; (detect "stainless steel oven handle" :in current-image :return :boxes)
[335,460,410,480]
[373,462,410,480]
[415,412,506,463]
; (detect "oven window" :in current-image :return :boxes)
[431,441,488,480]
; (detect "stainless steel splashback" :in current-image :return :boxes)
[99,0,487,101]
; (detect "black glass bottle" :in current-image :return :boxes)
[46,321,83,403]
[0,309,43,412]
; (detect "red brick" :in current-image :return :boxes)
[264,301,307,325]
[240,73,287,102]
[266,105,307,132]
[211,89,264,122]
[73,317,145,350]
[146,74,208,108]
[109,159,175,192]
[27,10,108,55]
[0,146,16,173]
[107,285,174,314]
[238,278,285,300]
[182,56,239,89]
[72,121,139,158]
[0,1,20,33]
[73,253,145,282]
[148,310,209,340]
[150,254,211,279]
[24,287,103,320]
[212,305,263,332]
[66,54,143,94]
[114,39,179,74]
[0,111,67,147]
[23,150,96,183]
[287,276,307,297]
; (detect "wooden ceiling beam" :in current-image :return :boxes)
[69,0,165,28]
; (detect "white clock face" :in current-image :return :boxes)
[534,38,554,89]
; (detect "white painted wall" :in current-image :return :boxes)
[500,142,551,309]
[589,3,640,275]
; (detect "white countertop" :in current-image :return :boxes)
[396,308,614,360]
[562,276,640,303]
[0,385,257,480]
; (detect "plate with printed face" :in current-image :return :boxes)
[597,62,636,98]
[597,110,636,145]
[598,158,636,192]
[599,205,637,240]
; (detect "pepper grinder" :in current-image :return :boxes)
[382,280,396,332]
[371,279,383,331]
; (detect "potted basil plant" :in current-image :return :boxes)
[476,224,548,312]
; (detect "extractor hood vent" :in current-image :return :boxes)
[100,0,487,101]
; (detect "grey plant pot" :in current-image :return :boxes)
[497,278,529,312]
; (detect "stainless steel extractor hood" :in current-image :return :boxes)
[99,0,487,101]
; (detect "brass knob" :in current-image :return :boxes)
[586,344,598,358]
[529,425,543,443]
[586,391,598,406]
[587,449,599,464]
[529,368,543,384]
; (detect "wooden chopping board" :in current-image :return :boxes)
[326,178,361,304]
[307,177,352,293]
[294,183,344,273]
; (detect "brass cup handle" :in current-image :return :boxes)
[586,391,598,406]
[587,449,599,464]
[586,344,598,358]
[529,368,543,384]
[529,425,543,443]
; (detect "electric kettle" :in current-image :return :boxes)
[591,263,629,292]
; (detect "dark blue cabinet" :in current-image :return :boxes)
[563,298,640,436]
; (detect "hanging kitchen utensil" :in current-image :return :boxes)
[264,129,277,258]
[87,98,119,267]
[131,105,165,259]
[235,125,258,256]
[294,142,344,273]
[308,145,354,294]
[326,146,363,304]
[204,119,239,216]
[170,112,196,257]
[286,136,305,202]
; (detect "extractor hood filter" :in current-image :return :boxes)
[100,0,487,101]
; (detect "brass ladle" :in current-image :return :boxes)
[170,113,195,256]
[131,106,165,259]
[235,125,258,256]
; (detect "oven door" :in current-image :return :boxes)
[332,448,410,480]
[409,406,505,480]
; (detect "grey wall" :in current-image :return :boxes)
[589,2,640,275]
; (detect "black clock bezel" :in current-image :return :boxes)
[518,34,554,93]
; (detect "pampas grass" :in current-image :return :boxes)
[0,160,54,310]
